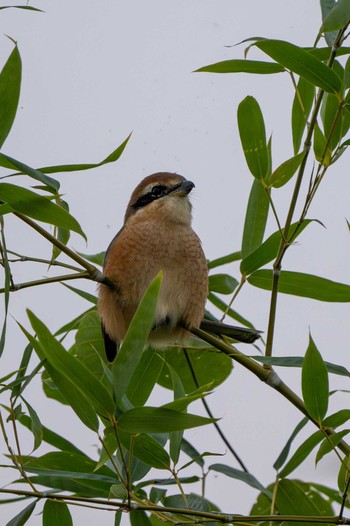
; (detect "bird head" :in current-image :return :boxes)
[124,172,195,225]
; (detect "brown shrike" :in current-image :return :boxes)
[98,172,260,361]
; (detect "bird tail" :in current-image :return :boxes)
[199,319,261,343]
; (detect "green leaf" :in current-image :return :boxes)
[320,0,338,47]
[208,274,238,294]
[43,500,72,526]
[207,292,255,327]
[157,347,232,393]
[37,133,131,174]
[126,347,164,406]
[130,510,152,526]
[209,463,272,498]
[322,0,350,33]
[51,199,70,262]
[62,283,97,305]
[181,439,205,468]
[323,409,350,427]
[118,407,216,433]
[207,251,242,269]
[241,220,312,276]
[292,77,315,154]
[195,59,284,74]
[267,151,306,188]
[237,96,269,180]
[321,90,343,151]
[251,355,350,377]
[120,432,171,469]
[302,334,329,424]
[276,479,334,519]
[112,273,161,404]
[241,179,269,257]
[21,398,43,452]
[313,121,332,166]
[77,250,105,266]
[273,418,308,471]
[248,269,350,301]
[0,218,10,358]
[0,45,21,149]
[0,153,59,192]
[18,414,84,455]
[27,311,116,418]
[316,429,350,464]
[5,501,36,526]
[279,430,324,478]
[0,183,85,238]
[255,39,341,93]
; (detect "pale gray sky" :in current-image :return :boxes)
[1,1,349,524]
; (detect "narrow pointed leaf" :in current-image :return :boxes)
[5,501,36,526]
[292,77,315,153]
[27,311,116,418]
[238,96,269,180]
[0,45,21,148]
[241,179,269,257]
[120,432,171,469]
[209,464,272,498]
[126,347,164,406]
[0,153,59,192]
[323,409,350,427]
[118,407,216,433]
[195,59,284,74]
[316,429,350,464]
[21,325,99,431]
[37,133,131,174]
[241,220,312,275]
[320,0,338,46]
[302,335,329,424]
[267,151,306,188]
[248,269,350,301]
[279,430,324,478]
[0,183,85,238]
[208,273,238,294]
[255,39,341,93]
[313,121,332,166]
[273,417,308,471]
[322,0,350,33]
[112,273,162,404]
[43,500,72,526]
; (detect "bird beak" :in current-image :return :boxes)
[171,180,195,196]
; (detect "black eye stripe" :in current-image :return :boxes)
[131,182,184,210]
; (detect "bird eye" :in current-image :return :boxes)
[150,185,166,198]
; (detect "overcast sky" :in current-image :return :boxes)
[1,1,350,525]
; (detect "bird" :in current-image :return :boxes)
[98,172,260,361]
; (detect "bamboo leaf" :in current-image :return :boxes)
[279,430,324,478]
[316,430,350,464]
[276,479,334,517]
[43,500,73,526]
[112,273,161,404]
[313,121,332,166]
[267,151,306,188]
[323,409,350,427]
[255,39,341,93]
[0,183,85,238]
[0,153,59,192]
[37,133,131,174]
[27,311,116,418]
[241,179,269,257]
[241,220,312,276]
[209,463,272,498]
[118,407,216,433]
[322,0,350,33]
[302,335,329,424]
[237,96,269,180]
[208,273,238,294]
[273,418,308,471]
[195,59,284,74]
[0,44,21,149]
[5,501,36,526]
[120,432,171,469]
[126,347,164,406]
[248,269,350,301]
[292,77,315,154]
